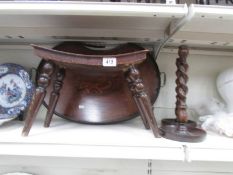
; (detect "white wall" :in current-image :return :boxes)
[155,49,233,121]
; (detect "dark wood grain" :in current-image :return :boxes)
[125,65,160,137]
[25,42,161,137]
[160,45,206,142]
[22,61,55,136]
[175,45,189,123]
[125,65,150,129]
[31,44,148,67]
[39,43,161,124]
[44,68,65,128]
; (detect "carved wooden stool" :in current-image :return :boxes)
[160,45,206,142]
[22,42,161,137]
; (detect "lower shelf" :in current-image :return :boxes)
[0,105,233,162]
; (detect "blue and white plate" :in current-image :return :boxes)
[0,63,34,121]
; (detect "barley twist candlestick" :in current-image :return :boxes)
[175,45,190,123]
[160,45,206,142]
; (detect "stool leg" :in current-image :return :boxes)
[126,65,160,137]
[126,66,149,129]
[44,68,65,128]
[134,98,150,129]
[22,61,55,136]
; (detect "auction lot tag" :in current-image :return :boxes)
[102,57,117,67]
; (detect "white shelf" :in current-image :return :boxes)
[1,2,233,48]
[171,4,233,49]
[0,106,184,160]
[0,1,187,44]
[0,106,233,162]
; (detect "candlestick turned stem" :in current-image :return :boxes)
[175,45,189,123]
[160,45,206,142]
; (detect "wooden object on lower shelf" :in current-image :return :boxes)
[125,65,160,137]
[22,42,161,137]
[160,45,206,142]
[22,61,55,136]
[44,68,66,128]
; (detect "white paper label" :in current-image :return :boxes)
[102,57,117,67]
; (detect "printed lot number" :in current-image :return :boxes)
[102,57,117,67]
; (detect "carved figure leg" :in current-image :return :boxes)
[126,65,160,137]
[22,61,55,136]
[126,67,149,129]
[126,66,150,130]
[44,68,65,128]
[133,99,150,129]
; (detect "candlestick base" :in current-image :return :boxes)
[160,119,206,142]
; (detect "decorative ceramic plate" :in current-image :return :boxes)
[0,63,34,118]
